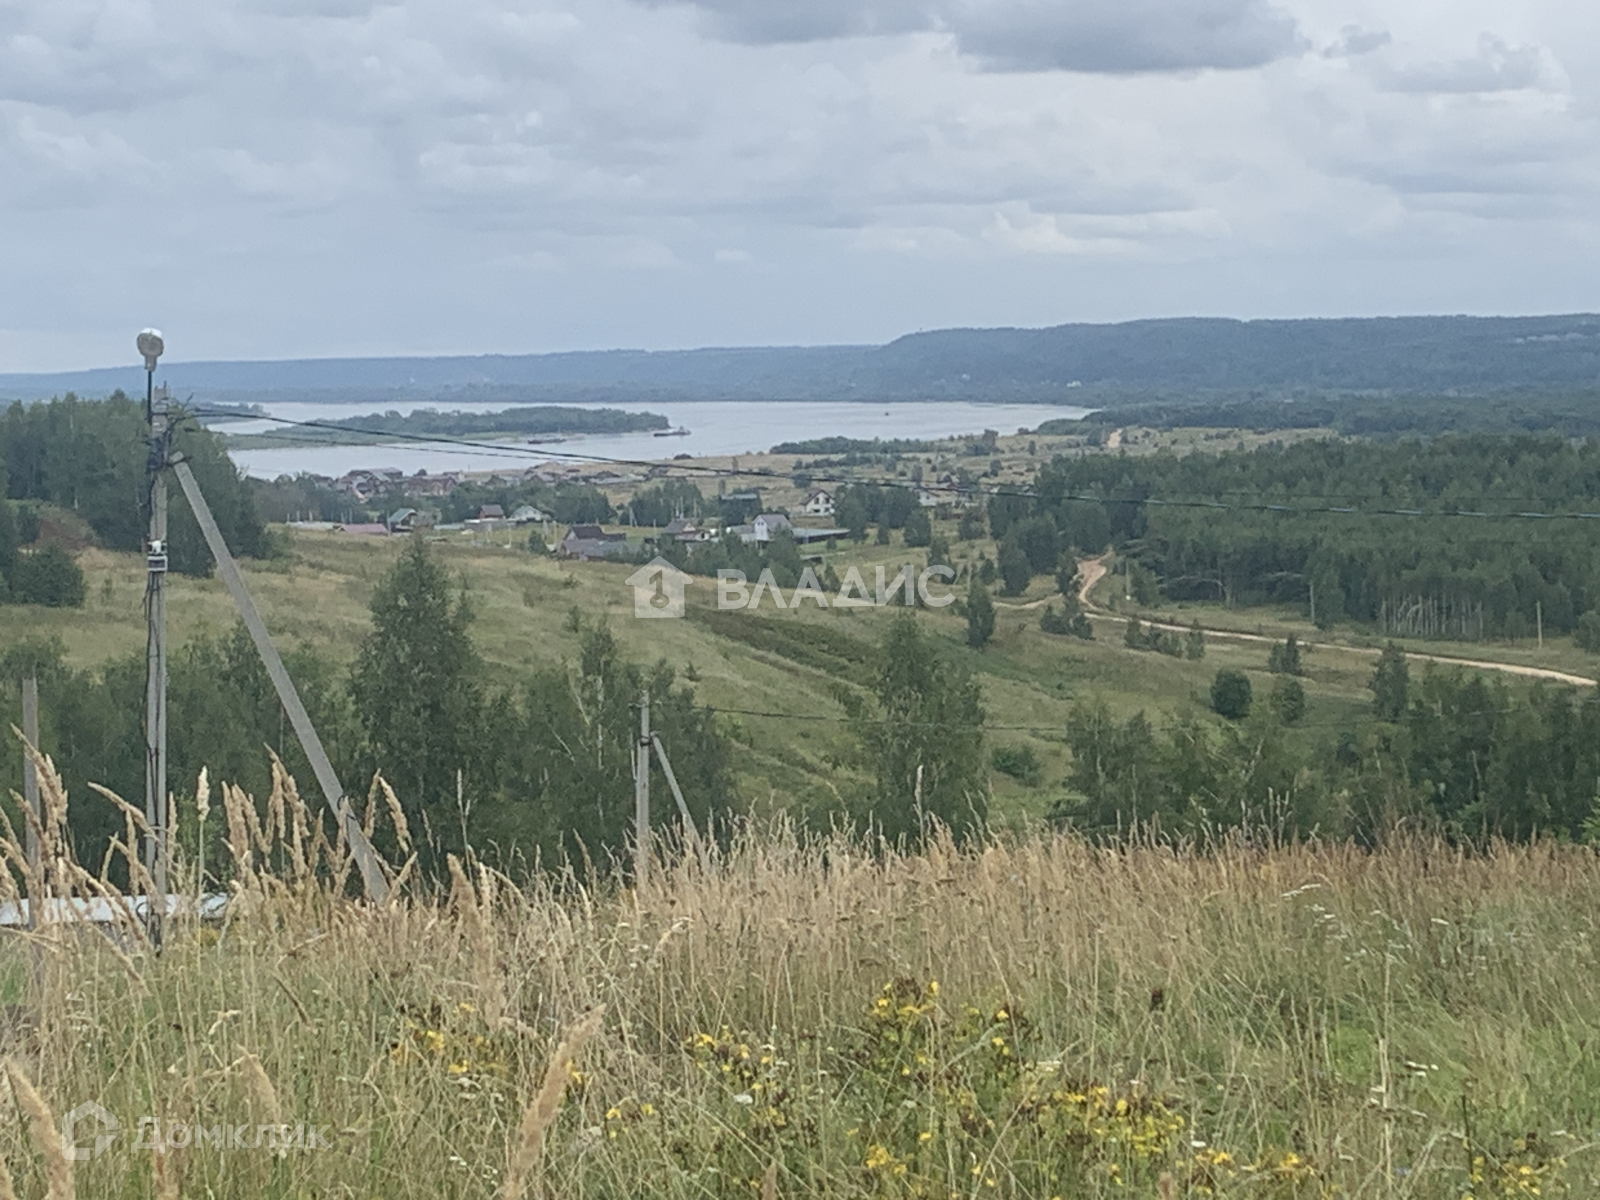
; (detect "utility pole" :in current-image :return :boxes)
[635,690,651,886]
[138,330,170,904]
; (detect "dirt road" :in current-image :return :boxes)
[1006,553,1595,688]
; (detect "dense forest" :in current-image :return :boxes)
[1043,389,1600,438]
[2,393,268,576]
[992,435,1600,643]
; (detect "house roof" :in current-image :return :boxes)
[663,517,698,534]
[565,524,626,542]
[388,508,418,523]
[478,504,505,518]
[563,538,635,561]
[755,512,792,527]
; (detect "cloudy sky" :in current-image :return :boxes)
[2,0,1597,370]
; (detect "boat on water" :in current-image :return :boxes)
[653,427,692,437]
[527,436,567,445]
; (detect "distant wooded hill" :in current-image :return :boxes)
[8,314,1600,403]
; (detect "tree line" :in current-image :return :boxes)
[2,393,268,602]
[1058,643,1600,845]
[995,434,1600,644]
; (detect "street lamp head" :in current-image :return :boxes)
[137,329,164,372]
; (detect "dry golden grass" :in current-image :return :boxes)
[1,749,1598,1197]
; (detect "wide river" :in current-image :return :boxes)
[224,398,1093,479]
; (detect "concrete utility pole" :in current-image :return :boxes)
[635,691,651,886]
[172,460,391,903]
[138,330,170,902]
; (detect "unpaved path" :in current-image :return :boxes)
[993,555,1110,613]
[1007,552,1596,689]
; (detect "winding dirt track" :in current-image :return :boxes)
[1001,554,1596,689]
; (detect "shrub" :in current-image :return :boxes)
[990,744,1043,786]
[1210,669,1253,720]
[1040,603,1093,639]
[9,543,86,607]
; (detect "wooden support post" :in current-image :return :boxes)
[651,732,702,857]
[634,691,650,886]
[21,676,40,928]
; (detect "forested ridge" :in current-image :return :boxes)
[12,313,1600,403]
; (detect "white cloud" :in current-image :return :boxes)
[0,0,1598,370]
[1375,33,1551,94]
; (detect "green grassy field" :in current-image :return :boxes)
[13,518,1591,826]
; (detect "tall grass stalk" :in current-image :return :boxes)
[1,748,1598,1196]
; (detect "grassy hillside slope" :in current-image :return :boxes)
[14,523,1593,825]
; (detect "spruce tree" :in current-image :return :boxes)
[352,537,485,861]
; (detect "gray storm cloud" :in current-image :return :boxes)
[636,0,1303,72]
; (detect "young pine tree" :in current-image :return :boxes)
[351,536,486,862]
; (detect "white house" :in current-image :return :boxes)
[802,488,835,517]
[752,513,792,543]
[915,488,940,508]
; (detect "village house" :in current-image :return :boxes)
[511,504,547,524]
[662,516,715,543]
[559,524,632,561]
[802,488,835,516]
[733,513,792,544]
[334,468,403,502]
[386,507,423,533]
[406,470,459,498]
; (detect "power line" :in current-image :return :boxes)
[196,408,1600,524]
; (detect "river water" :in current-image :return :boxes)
[222,398,1093,479]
